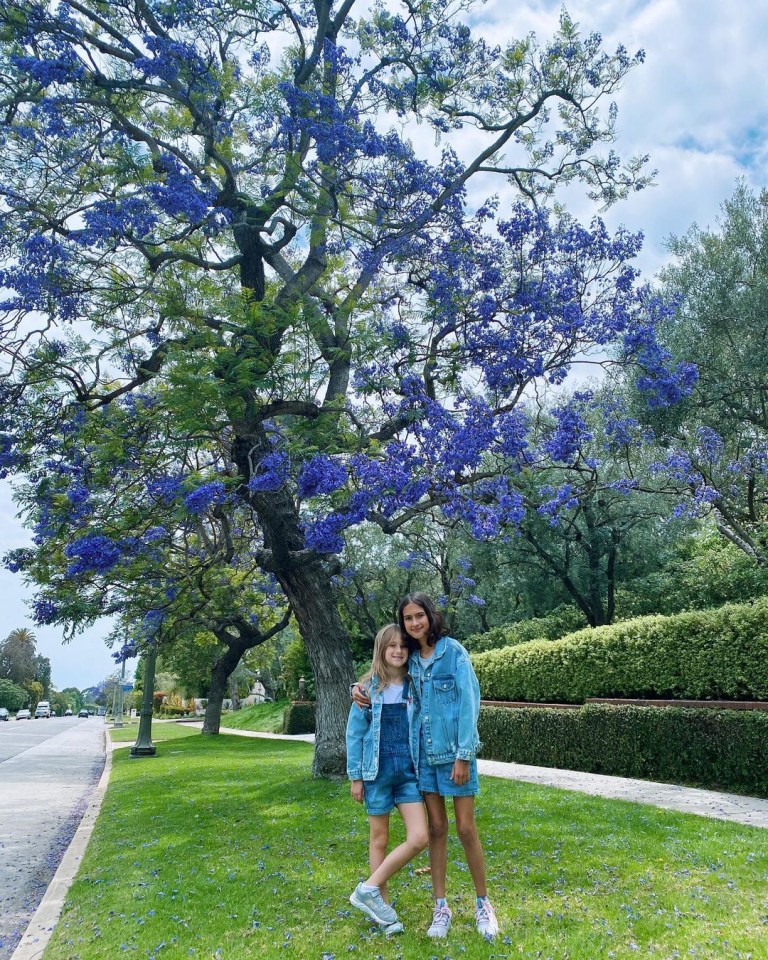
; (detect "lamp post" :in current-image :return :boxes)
[113,657,126,728]
[130,644,157,758]
[298,676,306,701]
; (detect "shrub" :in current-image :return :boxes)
[159,704,188,717]
[478,703,768,797]
[465,605,588,652]
[0,678,28,711]
[283,701,315,735]
[472,599,768,703]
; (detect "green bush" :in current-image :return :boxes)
[159,704,188,717]
[472,599,768,703]
[466,605,588,652]
[478,703,768,797]
[0,678,28,711]
[282,701,315,735]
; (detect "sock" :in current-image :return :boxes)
[360,883,379,894]
[477,895,489,908]
[435,897,447,908]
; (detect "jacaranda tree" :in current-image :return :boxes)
[0,0,693,775]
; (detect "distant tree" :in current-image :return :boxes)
[33,653,51,698]
[0,628,37,685]
[22,679,43,708]
[650,183,768,564]
[0,678,28,711]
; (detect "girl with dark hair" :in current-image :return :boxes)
[396,593,498,940]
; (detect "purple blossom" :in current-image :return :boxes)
[33,598,60,624]
[64,534,122,576]
[248,452,290,492]
[183,480,226,515]
[297,455,348,498]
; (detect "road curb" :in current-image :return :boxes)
[9,730,113,960]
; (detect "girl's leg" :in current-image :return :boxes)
[422,792,450,899]
[452,795,487,897]
[367,802,428,890]
[368,814,390,901]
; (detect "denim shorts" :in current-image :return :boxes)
[364,750,422,815]
[363,702,422,815]
[418,750,479,798]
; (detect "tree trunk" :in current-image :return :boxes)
[275,561,354,779]
[202,643,245,735]
[233,425,355,778]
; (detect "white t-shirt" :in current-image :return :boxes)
[379,681,406,704]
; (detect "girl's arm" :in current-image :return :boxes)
[345,701,369,781]
[454,653,481,761]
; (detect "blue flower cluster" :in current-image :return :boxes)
[297,455,348,498]
[183,480,226,515]
[64,534,122,577]
[247,452,289,493]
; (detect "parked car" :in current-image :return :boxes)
[64,708,73,716]
[0,707,9,721]
[34,700,51,718]
[78,709,89,718]
[16,708,31,720]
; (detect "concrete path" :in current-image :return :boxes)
[476,758,768,828]
[0,717,106,960]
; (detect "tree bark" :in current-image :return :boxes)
[233,425,355,778]
[273,560,354,779]
[202,642,246,735]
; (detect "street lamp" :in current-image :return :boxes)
[113,657,126,728]
[130,645,157,758]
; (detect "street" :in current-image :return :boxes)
[0,715,106,960]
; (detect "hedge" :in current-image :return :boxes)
[478,703,768,797]
[283,701,316,734]
[471,599,768,703]
[465,605,588,653]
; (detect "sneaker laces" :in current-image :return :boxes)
[477,900,495,923]
[432,905,451,927]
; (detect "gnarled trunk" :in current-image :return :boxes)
[202,642,246,735]
[274,561,354,778]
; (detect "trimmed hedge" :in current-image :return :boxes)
[283,701,316,735]
[478,703,768,797]
[466,606,588,653]
[472,599,768,703]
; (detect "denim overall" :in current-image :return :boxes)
[363,701,421,815]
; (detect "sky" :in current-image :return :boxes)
[2,0,767,691]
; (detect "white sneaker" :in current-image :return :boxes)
[427,903,452,937]
[476,898,499,939]
[350,882,398,926]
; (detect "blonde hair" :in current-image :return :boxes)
[358,623,407,693]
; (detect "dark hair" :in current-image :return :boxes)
[397,592,449,651]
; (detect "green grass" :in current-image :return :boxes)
[45,736,768,960]
[218,699,290,733]
[108,720,202,744]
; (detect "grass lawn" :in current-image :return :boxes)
[218,700,290,734]
[45,736,767,960]
[108,720,202,744]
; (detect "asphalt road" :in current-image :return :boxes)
[0,715,106,960]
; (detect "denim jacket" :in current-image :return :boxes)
[408,635,481,768]
[346,675,414,781]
